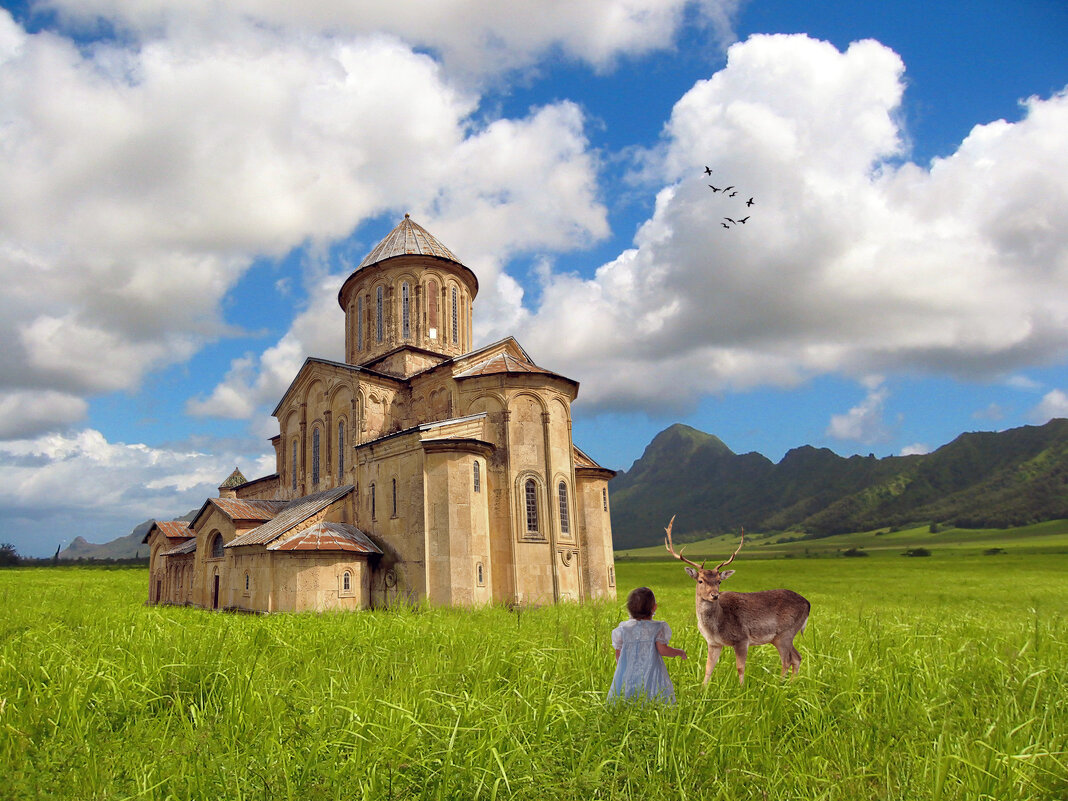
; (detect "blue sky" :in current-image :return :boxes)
[1,0,1066,556]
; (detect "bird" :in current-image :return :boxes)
[704,166,713,175]
[721,222,730,229]
[728,191,738,197]
[738,216,750,224]
[746,197,755,207]
[708,185,721,192]
[723,185,734,192]
[724,217,736,224]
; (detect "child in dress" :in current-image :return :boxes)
[608,587,687,703]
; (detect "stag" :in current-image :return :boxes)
[664,516,810,685]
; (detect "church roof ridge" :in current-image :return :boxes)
[226,484,354,548]
[356,214,462,271]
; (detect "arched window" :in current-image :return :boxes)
[451,286,459,344]
[401,282,410,340]
[391,478,397,517]
[356,295,364,351]
[312,427,320,485]
[337,421,345,481]
[211,533,224,559]
[476,562,484,586]
[427,279,438,338]
[342,571,351,592]
[291,439,298,490]
[525,479,539,533]
[376,286,384,343]
[558,481,570,534]
[473,461,481,493]
[244,572,250,591]
[370,483,376,520]
[602,487,608,512]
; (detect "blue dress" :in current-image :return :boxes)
[607,618,676,703]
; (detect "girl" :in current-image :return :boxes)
[608,587,687,703]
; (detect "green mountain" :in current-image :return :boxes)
[608,419,1068,548]
[59,509,197,561]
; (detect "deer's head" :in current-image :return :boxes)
[664,515,743,602]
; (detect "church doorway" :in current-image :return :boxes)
[212,574,220,609]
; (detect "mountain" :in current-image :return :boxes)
[59,509,198,561]
[608,419,1068,548]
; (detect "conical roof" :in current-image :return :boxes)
[219,467,247,489]
[356,214,462,270]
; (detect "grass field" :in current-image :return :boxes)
[1,554,1066,800]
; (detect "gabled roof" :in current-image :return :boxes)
[226,485,354,548]
[268,522,382,554]
[455,351,552,378]
[189,496,288,531]
[142,519,194,543]
[160,537,197,557]
[270,357,399,417]
[356,214,462,271]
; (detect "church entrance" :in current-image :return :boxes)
[212,574,220,609]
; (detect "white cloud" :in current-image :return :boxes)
[37,0,740,81]
[972,402,1006,421]
[826,382,891,444]
[503,34,1068,411]
[900,443,930,456]
[1030,389,1068,423]
[0,428,275,556]
[0,390,88,439]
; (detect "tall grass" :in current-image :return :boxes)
[1,557,1065,800]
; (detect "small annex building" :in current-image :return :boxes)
[145,216,617,612]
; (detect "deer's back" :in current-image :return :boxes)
[700,589,810,647]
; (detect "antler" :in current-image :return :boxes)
[715,527,745,571]
[664,515,704,569]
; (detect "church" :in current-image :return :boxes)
[144,215,618,612]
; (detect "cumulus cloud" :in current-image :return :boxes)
[900,443,931,456]
[0,428,276,556]
[1030,389,1068,423]
[506,34,1068,410]
[826,380,891,445]
[0,390,88,439]
[37,0,740,81]
[0,8,610,435]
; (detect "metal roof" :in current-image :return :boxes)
[143,519,194,543]
[161,538,197,556]
[455,351,551,378]
[226,485,354,548]
[268,522,382,554]
[210,497,288,522]
[356,215,462,271]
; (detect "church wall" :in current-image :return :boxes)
[265,553,370,612]
[234,476,280,501]
[547,397,581,602]
[576,471,617,600]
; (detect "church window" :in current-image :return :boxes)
[451,286,459,344]
[602,488,608,512]
[211,533,224,559]
[525,479,539,533]
[608,566,615,587]
[291,440,298,491]
[401,282,410,340]
[312,427,320,485]
[473,461,480,493]
[558,482,570,534]
[244,572,250,593]
[342,571,351,592]
[376,286,384,343]
[337,421,345,481]
[370,483,376,520]
[357,296,364,351]
[391,478,398,517]
[476,562,485,586]
[427,279,438,339]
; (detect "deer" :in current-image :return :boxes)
[664,516,810,685]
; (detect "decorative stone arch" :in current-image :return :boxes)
[394,270,418,342]
[553,472,573,538]
[514,471,547,542]
[208,530,225,559]
[307,417,325,487]
[371,280,389,344]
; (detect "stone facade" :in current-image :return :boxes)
[145,215,617,611]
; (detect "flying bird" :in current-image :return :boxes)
[723,186,734,192]
[704,166,713,175]
[738,216,750,224]
[728,191,738,197]
[721,222,730,229]
[724,217,736,224]
[708,185,721,192]
[746,197,755,207]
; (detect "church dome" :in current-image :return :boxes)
[355,214,463,271]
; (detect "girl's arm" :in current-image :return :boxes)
[614,648,620,662]
[656,642,687,659]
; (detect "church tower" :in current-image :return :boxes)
[338,214,479,377]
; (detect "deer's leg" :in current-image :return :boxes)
[773,637,792,677]
[703,644,722,685]
[733,643,748,685]
[790,645,802,676]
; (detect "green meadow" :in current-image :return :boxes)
[1,549,1066,800]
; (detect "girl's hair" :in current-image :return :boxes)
[626,586,656,619]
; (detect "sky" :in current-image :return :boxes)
[1,0,1066,557]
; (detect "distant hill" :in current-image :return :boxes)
[608,418,1068,548]
[59,509,197,561]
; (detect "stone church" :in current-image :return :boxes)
[144,215,617,612]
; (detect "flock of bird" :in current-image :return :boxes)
[704,165,754,229]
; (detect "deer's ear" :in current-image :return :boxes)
[720,569,735,581]
[684,567,699,581]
